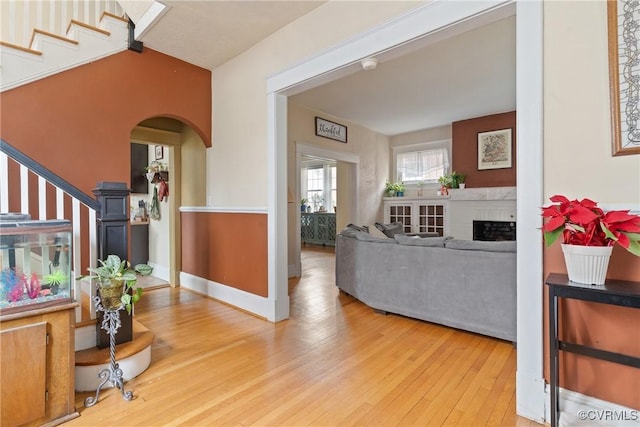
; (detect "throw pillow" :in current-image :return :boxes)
[374,222,405,238]
[346,223,369,233]
[394,234,451,247]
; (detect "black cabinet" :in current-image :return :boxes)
[131,221,149,266]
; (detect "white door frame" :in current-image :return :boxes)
[295,142,359,276]
[266,0,544,422]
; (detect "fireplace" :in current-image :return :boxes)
[473,220,516,241]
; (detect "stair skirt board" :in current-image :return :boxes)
[75,345,151,392]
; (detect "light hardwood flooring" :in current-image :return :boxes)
[69,245,542,426]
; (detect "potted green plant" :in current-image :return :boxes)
[437,174,452,195]
[451,172,466,189]
[81,255,153,313]
[541,195,640,284]
[393,181,406,197]
[384,180,396,197]
[300,198,308,212]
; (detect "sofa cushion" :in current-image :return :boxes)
[445,239,517,253]
[374,222,404,238]
[354,231,397,243]
[394,234,451,247]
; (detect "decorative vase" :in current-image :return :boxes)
[459,183,466,189]
[396,191,404,197]
[98,278,124,310]
[560,244,613,285]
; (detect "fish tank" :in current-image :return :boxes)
[0,215,74,315]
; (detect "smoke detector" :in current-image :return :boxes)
[361,57,378,71]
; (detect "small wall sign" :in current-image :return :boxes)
[315,117,347,143]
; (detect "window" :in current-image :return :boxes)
[301,162,336,212]
[395,145,450,184]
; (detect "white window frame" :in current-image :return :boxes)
[301,161,336,212]
[392,139,452,186]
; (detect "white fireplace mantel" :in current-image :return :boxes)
[448,186,517,201]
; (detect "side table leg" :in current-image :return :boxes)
[549,290,559,427]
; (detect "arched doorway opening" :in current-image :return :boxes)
[130,117,207,286]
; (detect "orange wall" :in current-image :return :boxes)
[0,48,212,198]
[181,211,268,297]
[451,111,516,187]
[544,244,640,409]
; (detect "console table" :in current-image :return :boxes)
[545,273,640,427]
[301,213,336,246]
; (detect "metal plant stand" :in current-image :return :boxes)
[84,296,134,407]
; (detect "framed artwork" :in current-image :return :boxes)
[155,145,163,160]
[477,129,512,170]
[315,117,347,143]
[608,0,640,156]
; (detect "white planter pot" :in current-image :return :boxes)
[560,244,613,285]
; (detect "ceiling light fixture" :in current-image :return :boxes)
[361,57,378,71]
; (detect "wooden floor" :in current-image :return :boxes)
[69,245,542,426]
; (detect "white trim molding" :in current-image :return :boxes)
[179,206,268,214]
[180,272,272,320]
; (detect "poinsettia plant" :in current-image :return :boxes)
[541,195,640,256]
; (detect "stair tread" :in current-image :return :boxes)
[75,320,154,366]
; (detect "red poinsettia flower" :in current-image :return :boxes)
[541,195,640,256]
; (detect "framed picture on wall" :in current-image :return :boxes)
[608,0,640,156]
[477,129,512,170]
[155,145,163,160]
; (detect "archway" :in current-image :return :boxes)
[130,118,207,286]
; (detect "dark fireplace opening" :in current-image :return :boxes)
[473,220,516,241]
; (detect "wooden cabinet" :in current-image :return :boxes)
[384,198,448,236]
[301,213,337,246]
[1,302,79,426]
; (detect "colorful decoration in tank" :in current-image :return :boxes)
[6,271,26,302]
[26,273,41,299]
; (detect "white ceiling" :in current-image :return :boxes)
[137,2,515,137]
[140,0,326,70]
[290,15,516,136]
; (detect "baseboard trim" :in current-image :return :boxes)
[546,385,639,426]
[180,272,271,320]
[148,262,169,281]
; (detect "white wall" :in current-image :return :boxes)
[544,1,640,205]
[208,1,423,208]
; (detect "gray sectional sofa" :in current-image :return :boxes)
[335,229,517,342]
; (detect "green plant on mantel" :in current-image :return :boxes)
[438,172,466,189]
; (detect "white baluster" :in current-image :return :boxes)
[0,152,8,212]
[20,165,29,214]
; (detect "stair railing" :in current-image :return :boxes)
[0,139,100,322]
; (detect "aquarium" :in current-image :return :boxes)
[0,218,74,314]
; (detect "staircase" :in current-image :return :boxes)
[1,0,155,392]
[1,10,129,92]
